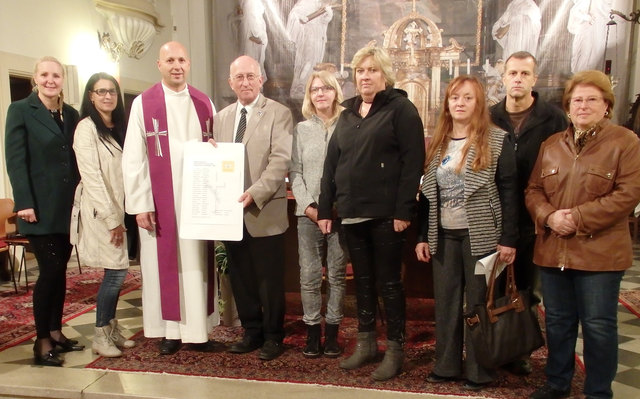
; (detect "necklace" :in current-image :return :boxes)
[359,101,371,116]
[449,126,469,139]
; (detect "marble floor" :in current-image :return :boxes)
[0,248,639,399]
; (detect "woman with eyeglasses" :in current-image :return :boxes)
[526,70,640,399]
[71,72,135,358]
[290,70,347,358]
[318,47,425,380]
[5,56,83,366]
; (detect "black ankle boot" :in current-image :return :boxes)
[323,323,342,357]
[302,324,322,358]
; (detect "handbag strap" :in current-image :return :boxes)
[485,257,525,322]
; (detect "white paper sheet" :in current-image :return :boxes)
[179,141,244,241]
[474,251,507,284]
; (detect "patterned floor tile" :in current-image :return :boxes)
[1,246,640,398]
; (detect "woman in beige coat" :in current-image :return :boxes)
[71,72,134,357]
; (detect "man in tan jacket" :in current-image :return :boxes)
[212,55,293,361]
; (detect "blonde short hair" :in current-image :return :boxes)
[350,46,395,87]
[301,70,344,126]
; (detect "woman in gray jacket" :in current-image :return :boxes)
[290,70,347,358]
[72,72,135,357]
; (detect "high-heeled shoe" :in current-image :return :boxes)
[51,338,85,352]
[33,348,63,367]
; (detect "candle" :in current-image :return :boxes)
[467,59,470,74]
[449,59,452,76]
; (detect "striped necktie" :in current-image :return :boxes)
[235,108,247,143]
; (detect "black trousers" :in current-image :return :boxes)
[124,213,139,260]
[225,228,285,343]
[342,218,406,343]
[27,234,72,339]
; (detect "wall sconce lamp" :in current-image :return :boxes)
[609,9,640,25]
[95,0,164,62]
[603,9,639,77]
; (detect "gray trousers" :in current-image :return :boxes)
[297,217,347,325]
[431,228,495,384]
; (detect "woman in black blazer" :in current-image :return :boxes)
[5,56,83,366]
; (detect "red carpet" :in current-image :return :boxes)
[0,266,141,351]
[87,294,586,398]
[619,289,640,318]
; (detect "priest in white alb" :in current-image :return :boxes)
[122,41,220,355]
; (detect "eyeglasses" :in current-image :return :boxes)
[570,96,603,106]
[310,85,335,94]
[231,74,258,82]
[92,88,117,97]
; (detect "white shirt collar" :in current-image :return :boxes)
[235,94,261,116]
[161,82,189,96]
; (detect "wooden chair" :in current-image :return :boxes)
[0,198,19,293]
[0,198,16,237]
[4,235,31,292]
[0,199,83,293]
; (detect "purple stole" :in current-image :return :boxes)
[141,83,214,321]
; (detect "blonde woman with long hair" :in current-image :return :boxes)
[5,56,83,366]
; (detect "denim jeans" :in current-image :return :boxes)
[96,268,129,327]
[297,217,347,325]
[342,218,406,343]
[540,267,623,399]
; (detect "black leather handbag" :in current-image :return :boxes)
[464,260,545,369]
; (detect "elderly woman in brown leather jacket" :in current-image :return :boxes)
[525,70,640,399]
